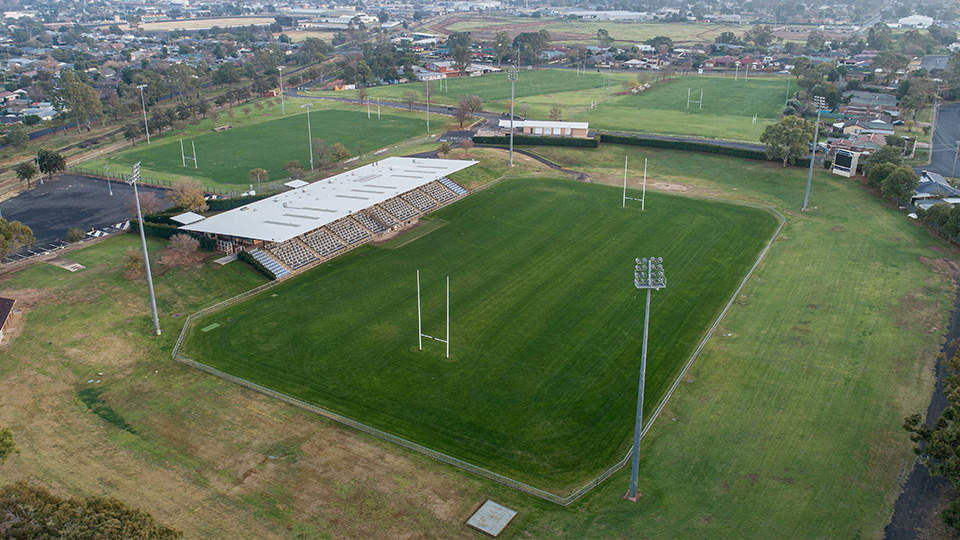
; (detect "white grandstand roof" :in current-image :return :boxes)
[284,179,308,189]
[180,157,476,243]
[170,211,205,225]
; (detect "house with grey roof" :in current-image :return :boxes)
[912,171,960,208]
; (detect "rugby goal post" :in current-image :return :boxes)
[417,269,450,358]
[622,156,648,210]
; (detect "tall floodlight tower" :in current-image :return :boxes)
[277,65,285,116]
[627,256,666,502]
[127,162,161,336]
[508,69,518,167]
[136,84,150,144]
[301,103,314,172]
[803,109,821,211]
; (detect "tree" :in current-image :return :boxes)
[283,160,304,178]
[806,30,827,52]
[4,123,28,150]
[37,148,66,180]
[55,69,103,134]
[0,427,15,464]
[645,36,674,53]
[14,161,39,188]
[132,192,164,217]
[493,31,512,67]
[715,31,742,46]
[455,97,471,128]
[904,346,960,531]
[866,161,898,189]
[880,166,919,203]
[759,116,814,167]
[597,28,614,47]
[249,168,268,189]
[312,138,329,168]
[863,144,903,175]
[402,90,418,110]
[438,142,451,158]
[745,25,777,47]
[357,85,369,104]
[872,50,910,83]
[452,45,472,76]
[67,227,86,242]
[168,233,199,252]
[0,218,35,259]
[123,123,141,145]
[0,481,183,539]
[330,143,351,161]
[549,104,563,121]
[170,179,208,212]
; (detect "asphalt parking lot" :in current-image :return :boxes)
[1,173,172,252]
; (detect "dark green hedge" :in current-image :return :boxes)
[473,135,600,148]
[129,220,216,250]
[207,194,272,211]
[237,249,276,280]
[598,134,771,161]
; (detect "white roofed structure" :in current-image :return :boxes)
[180,157,476,243]
[498,119,590,138]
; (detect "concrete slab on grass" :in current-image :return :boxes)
[466,500,516,537]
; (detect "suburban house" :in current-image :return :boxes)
[498,119,590,138]
[841,117,895,135]
[912,171,960,209]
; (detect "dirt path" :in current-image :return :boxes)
[885,282,960,539]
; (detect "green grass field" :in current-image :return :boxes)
[345,71,789,141]
[86,99,436,192]
[180,177,778,491]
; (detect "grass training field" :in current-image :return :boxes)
[347,71,790,141]
[181,177,778,491]
[87,99,437,192]
[427,15,745,46]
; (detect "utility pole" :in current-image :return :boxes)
[426,79,431,134]
[137,84,150,144]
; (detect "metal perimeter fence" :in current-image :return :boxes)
[170,196,786,506]
[68,166,283,198]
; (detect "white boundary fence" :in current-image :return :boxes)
[171,193,785,506]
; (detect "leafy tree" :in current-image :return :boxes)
[0,481,183,539]
[357,85,369,104]
[863,144,903,175]
[919,203,952,232]
[866,161,898,189]
[249,168,268,188]
[437,142,451,158]
[452,45,472,76]
[37,148,66,180]
[170,179,208,212]
[759,116,814,167]
[904,347,960,531]
[14,161,39,187]
[597,28,614,47]
[0,427,16,464]
[493,31,513,67]
[645,36,674,52]
[745,25,777,47]
[0,218,35,259]
[4,124,28,150]
[715,31,742,45]
[806,30,827,52]
[55,69,102,133]
[880,166,919,203]
[513,30,550,68]
[867,23,894,51]
[872,50,910,83]
[123,123,141,145]
[67,227,86,242]
[330,143,351,162]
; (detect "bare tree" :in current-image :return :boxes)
[549,104,563,121]
[402,90,418,110]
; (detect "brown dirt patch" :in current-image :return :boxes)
[159,250,207,269]
[831,225,845,232]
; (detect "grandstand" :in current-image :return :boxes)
[180,157,475,277]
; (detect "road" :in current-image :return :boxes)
[916,102,960,178]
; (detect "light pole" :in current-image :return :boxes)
[104,164,112,196]
[128,162,161,336]
[627,256,666,502]
[425,80,431,134]
[803,109,821,211]
[508,69,518,167]
[277,65,285,116]
[136,84,150,144]
[301,103,314,172]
